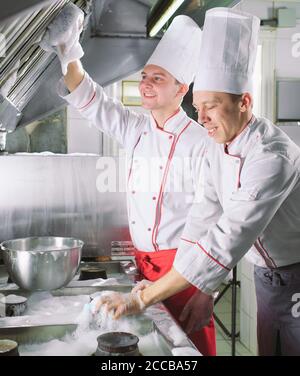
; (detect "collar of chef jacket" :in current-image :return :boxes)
[149,107,190,136]
[224,115,256,157]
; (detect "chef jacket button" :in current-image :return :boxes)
[144,132,147,135]
[152,196,156,200]
[159,166,163,170]
[169,135,173,140]
[132,190,135,194]
[147,228,151,231]
[132,221,135,225]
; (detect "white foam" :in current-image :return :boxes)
[167,324,188,347]
[26,292,89,317]
[172,346,202,356]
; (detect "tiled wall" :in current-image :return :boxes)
[67,105,101,154]
[240,259,258,355]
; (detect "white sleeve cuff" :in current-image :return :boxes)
[57,72,98,109]
[174,241,231,295]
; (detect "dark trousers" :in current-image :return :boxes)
[254,263,300,356]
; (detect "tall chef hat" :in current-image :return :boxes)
[146,15,202,86]
[194,8,260,94]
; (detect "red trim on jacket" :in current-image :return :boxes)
[152,121,192,251]
[181,237,196,245]
[255,237,277,268]
[127,135,142,184]
[196,242,231,271]
[151,108,180,132]
[78,90,96,110]
[226,115,255,152]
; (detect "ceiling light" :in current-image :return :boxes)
[148,0,185,37]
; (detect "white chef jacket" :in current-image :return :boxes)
[174,116,300,294]
[58,73,207,251]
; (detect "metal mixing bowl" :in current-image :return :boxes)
[0,237,84,291]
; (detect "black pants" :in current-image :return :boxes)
[254,263,300,356]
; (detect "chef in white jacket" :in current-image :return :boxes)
[54,15,216,355]
[98,8,300,356]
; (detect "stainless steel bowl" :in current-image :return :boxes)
[0,237,84,291]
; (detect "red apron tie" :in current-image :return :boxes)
[135,249,216,356]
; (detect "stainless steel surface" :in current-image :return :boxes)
[0,260,199,355]
[0,0,157,131]
[0,285,193,356]
[0,0,88,131]
[0,324,77,345]
[0,0,240,132]
[0,95,22,133]
[0,128,7,151]
[0,155,130,259]
[0,0,56,22]
[1,236,83,291]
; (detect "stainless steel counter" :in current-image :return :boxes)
[0,260,201,356]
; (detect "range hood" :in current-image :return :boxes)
[0,0,240,133]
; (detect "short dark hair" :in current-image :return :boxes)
[229,94,243,103]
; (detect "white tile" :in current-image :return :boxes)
[248,286,258,320]
[216,340,232,356]
[249,317,258,355]
[240,277,251,315]
[214,299,232,314]
[240,311,251,349]
[67,118,101,154]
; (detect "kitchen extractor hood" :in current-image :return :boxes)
[0,0,240,133]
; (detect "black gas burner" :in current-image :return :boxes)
[95,332,140,356]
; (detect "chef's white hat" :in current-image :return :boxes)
[146,15,202,85]
[194,8,260,94]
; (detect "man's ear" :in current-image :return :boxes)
[240,93,253,112]
[177,83,189,97]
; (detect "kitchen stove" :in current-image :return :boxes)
[0,256,201,356]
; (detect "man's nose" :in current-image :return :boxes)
[197,108,207,125]
[143,78,153,87]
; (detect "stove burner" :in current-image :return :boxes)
[79,267,107,281]
[95,332,140,356]
[0,339,19,356]
[0,295,27,317]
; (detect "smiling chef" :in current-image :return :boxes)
[43,6,216,355]
[95,8,300,356]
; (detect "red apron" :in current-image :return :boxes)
[135,249,216,356]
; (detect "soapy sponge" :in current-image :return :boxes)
[40,2,84,75]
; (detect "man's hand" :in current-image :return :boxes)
[179,290,214,334]
[39,3,84,76]
[94,291,146,319]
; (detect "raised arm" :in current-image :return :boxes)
[64,60,85,92]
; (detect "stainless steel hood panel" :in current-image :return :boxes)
[0,0,55,23]
[0,0,240,132]
[0,0,158,131]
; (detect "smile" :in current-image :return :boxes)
[207,127,217,137]
[143,93,156,98]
